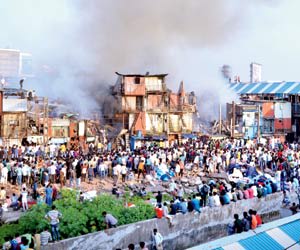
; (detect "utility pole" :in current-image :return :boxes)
[257,104,260,139]
[231,101,235,138]
[43,97,46,144]
[44,97,48,145]
[219,103,222,134]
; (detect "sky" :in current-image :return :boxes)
[0,0,298,118]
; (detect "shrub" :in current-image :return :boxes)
[0,189,156,245]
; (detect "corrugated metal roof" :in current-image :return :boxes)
[266,228,295,248]
[218,219,300,250]
[222,242,245,250]
[239,232,284,250]
[190,215,300,250]
[279,219,300,242]
[229,82,300,95]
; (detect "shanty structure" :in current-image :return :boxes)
[104,72,197,146]
[228,81,300,141]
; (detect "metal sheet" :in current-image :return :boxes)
[3,99,27,112]
[122,96,136,111]
[266,228,295,248]
[274,102,291,119]
[146,113,163,133]
[239,232,284,250]
[51,119,70,127]
[169,114,180,132]
[145,77,163,91]
[279,219,300,242]
[262,102,274,118]
[2,113,26,139]
[182,113,193,131]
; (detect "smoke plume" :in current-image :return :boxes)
[0,0,278,119]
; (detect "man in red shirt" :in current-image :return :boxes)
[254,210,263,226]
[155,204,163,219]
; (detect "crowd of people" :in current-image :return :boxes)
[229,209,263,235]
[1,137,300,249]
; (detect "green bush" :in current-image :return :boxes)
[0,189,155,245]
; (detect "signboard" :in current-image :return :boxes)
[250,63,262,83]
[3,99,27,112]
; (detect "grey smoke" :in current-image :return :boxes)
[0,0,278,119]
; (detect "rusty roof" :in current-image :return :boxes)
[115,72,168,77]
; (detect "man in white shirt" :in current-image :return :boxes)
[21,188,28,211]
[152,228,163,250]
[22,164,28,184]
[1,166,8,184]
[162,202,173,226]
[50,163,57,183]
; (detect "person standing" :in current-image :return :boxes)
[75,159,82,188]
[0,187,6,201]
[121,164,127,183]
[156,191,163,206]
[0,203,3,222]
[200,181,209,207]
[17,164,23,186]
[21,187,28,211]
[151,228,163,250]
[32,179,38,200]
[45,205,62,242]
[69,167,75,187]
[137,160,145,180]
[45,185,53,206]
[59,168,65,188]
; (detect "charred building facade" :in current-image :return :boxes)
[104,72,197,145]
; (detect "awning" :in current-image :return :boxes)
[229,82,300,95]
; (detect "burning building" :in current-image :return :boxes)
[103,72,197,147]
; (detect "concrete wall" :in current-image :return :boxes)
[43,192,286,250]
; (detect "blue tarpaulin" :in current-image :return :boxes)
[182,134,197,139]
